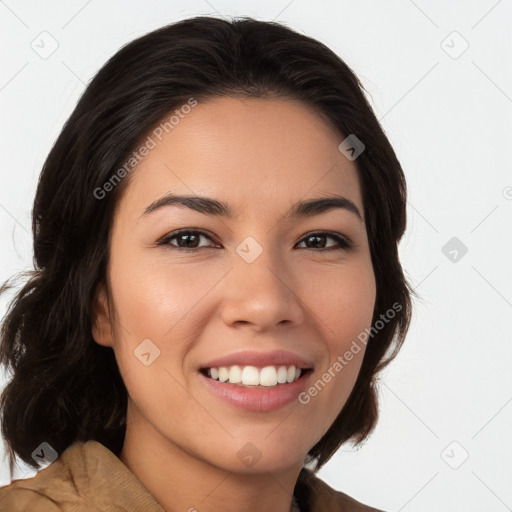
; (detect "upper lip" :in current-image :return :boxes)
[200,349,314,370]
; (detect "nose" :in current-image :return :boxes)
[219,246,305,332]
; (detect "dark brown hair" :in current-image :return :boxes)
[0,15,415,481]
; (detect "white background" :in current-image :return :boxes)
[1,1,511,511]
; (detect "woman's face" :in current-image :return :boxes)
[92,96,376,473]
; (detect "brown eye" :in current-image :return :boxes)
[296,232,352,251]
[158,230,218,251]
[157,229,352,252]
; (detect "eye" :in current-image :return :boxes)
[296,231,353,251]
[158,229,352,252]
[157,229,219,251]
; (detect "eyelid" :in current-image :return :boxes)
[157,228,353,251]
[298,231,353,249]
[157,228,220,246]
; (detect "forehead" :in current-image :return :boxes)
[119,96,363,221]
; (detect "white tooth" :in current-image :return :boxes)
[208,364,304,385]
[276,366,288,384]
[241,366,260,386]
[228,365,242,384]
[286,366,296,383]
[259,366,278,386]
[218,367,229,382]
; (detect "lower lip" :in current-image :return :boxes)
[198,370,313,412]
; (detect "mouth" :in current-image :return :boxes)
[198,365,314,388]
[197,365,315,412]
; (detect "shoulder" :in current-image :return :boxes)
[298,468,387,512]
[0,440,165,512]
[0,483,69,512]
[0,441,102,512]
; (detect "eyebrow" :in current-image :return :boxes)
[141,193,363,222]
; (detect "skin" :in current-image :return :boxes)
[92,96,376,512]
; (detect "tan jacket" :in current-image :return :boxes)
[0,440,385,511]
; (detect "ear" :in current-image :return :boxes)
[91,282,113,347]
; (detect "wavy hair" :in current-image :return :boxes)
[0,15,415,480]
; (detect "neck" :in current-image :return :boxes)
[119,403,304,512]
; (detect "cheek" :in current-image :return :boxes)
[106,252,213,429]
[300,258,375,417]
[108,248,210,334]
[106,248,231,373]
[305,257,376,344]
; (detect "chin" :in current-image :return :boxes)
[216,439,307,475]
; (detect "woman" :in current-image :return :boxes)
[0,16,414,512]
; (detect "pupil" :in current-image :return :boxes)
[180,234,198,247]
[308,235,324,248]
[177,234,327,249]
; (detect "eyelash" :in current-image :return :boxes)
[157,229,353,252]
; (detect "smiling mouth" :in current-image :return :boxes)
[199,366,314,388]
